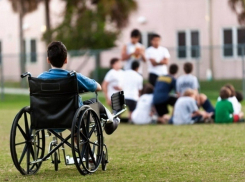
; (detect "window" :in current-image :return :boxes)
[178,32,186,58]
[141,32,155,48]
[30,39,37,63]
[24,39,37,63]
[237,28,245,56]
[223,29,233,57]
[191,31,200,58]
[177,30,200,59]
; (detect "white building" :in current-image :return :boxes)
[0,0,245,80]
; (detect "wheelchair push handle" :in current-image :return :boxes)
[67,70,76,76]
[21,72,32,78]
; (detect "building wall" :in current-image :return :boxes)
[0,0,244,81]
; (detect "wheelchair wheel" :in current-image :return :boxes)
[71,106,103,175]
[54,152,58,171]
[101,151,107,171]
[10,106,45,175]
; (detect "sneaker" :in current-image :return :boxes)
[104,117,120,135]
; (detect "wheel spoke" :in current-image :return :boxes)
[80,143,88,158]
[88,126,96,138]
[86,110,90,137]
[18,144,28,165]
[15,141,27,146]
[26,144,30,173]
[88,144,96,165]
[24,112,29,135]
[17,124,27,140]
[89,141,99,146]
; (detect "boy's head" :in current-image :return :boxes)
[183,89,196,98]
[130,29,141,44]
[131,60,140,71]
[151,34,161,48]
[110,58,122,70]
[169,64,179,76]
[142,83,154,95]
[47,41,67,68]
[220,87,231,100]
[235,91,243,102]
[224,84,235,97]
[183,62,193,74]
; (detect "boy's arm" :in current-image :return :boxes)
[96,82,102,91]
[121,45,133,61]
[102,81,111,105]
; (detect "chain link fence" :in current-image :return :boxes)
[0,45,245,100]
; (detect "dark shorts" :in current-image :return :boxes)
[154,96,178,117]
[149,73,158,87]
[125,99,137,112]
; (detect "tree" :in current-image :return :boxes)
[9,0,40,87]
[44,0,138,50]
[229,0,245,24]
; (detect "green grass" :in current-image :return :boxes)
[2,79,245,181]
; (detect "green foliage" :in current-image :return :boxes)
[90,67,110,84]
[44,0,137,50]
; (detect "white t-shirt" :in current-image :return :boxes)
[123,70,143,101]
[132,94,153,124]
[217,96,241,114]
[104,69,124,99]
[124,42,144,73]
[145,46,170,76]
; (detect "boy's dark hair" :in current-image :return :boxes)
[169,64,179,75]
[47,41,67,68]
[220,87,231,100]
[110,58,120,68]
[131,60,140,70]
[131,29,141,38]
[235,91,243,102]
[225,84,235,97]
[141,83,154,95]
[151,34,161,40]
[183,62,193,74]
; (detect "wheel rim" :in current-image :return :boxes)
[71,107,103,174]
[10,106,45,175]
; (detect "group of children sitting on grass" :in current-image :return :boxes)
[102,57,244,125]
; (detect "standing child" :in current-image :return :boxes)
[102,58,124,106]
[215,87,244,123]
[123,61,143,120]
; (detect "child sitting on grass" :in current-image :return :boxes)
[215,87,244,123]
[171,89,212,125]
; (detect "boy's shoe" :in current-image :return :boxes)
[104,117,120,135]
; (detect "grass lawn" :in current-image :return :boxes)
[1,79,245,181]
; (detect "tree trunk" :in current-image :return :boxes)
[19,0,27,88]
[44,0,51,71]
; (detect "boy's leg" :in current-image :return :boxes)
[198,94,215,113]
[154,102,169,124]
[148,73,158,86]
[125,99,137,120]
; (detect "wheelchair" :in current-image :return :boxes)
[10,71,126,175]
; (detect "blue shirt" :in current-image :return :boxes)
[153,75,176,104]
[38,69,97,106]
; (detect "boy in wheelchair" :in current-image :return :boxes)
[38,41,120,134]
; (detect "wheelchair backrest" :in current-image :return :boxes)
[29,75,79,129]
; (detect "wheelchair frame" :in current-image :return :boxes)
[10,72,126,176]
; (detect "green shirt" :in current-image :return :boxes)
[215,99,234,123]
